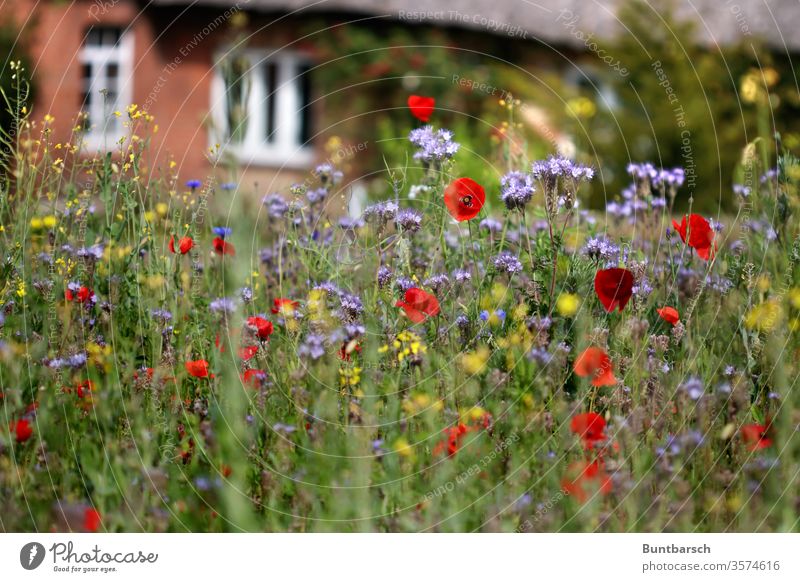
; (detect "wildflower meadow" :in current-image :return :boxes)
[1,65,799,534]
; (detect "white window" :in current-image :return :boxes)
[210,49,314,167]
[79,27,134,150]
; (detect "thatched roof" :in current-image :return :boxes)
[149,0,800,51]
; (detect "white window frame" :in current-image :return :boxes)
[210,48,314,168]
[79,27,134,151]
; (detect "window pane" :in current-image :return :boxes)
[265,62,277,144]
[85,28,101,46]
[297,63,312,146]
[101,28,120,47]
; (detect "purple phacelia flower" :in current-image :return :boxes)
[500,171,535,211]
[314,163,343,185]
[209,297,237,314]
[395,208,422,233]
[408,126,460,162]
[492,251,523,275]
[582,236,619,262]
[297,334,326,360]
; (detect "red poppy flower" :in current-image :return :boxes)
[395,288,440,323]
[570,412,607,449]
[271,298,299,315]
[594,268,634,313]
[213,237,235,256]
[672,214,716,260]
[247,316,274,340]
[185,359,212,378]
[214,333,227,353]
[133,367,154,381]
[238,345,258,360]
[83,508,102,532]
[75,379,94,399]
[13,419,33,443]
[339,340,362,361]
[170,235,194,255]
[433,423,473,456]
[242,368,267,388]
[407,95,435,122]
[657,306,680,325]
[741,423,773,450]
[573,347,617,387]
[561,459,612,503]
[66,286,94,304]
[444,177,485,222]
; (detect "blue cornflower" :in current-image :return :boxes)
[212,226,232,239]
[186,179,203,189]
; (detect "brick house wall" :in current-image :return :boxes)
[9,0,312,190]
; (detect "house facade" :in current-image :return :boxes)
[7,0,799,189]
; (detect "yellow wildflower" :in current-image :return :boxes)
[460,346,490,375]
[556,293,580,317]
[744,300,782,333]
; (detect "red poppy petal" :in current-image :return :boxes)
[444,178,485,222]
[407,95,435,122]
[594,268,634,312]
[657,306,680,325]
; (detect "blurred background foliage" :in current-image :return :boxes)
[0,17,34,179]
[305,0,800,213]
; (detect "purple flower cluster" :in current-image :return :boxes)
[76,244,104,261]
[680,377,705,400]
[531,156,594,182]
[314,163,343,185]
[500,171,535,211]
[423,274,450,295]
[339,293,364,321]
[377,266,393,288]
[627,163,685,187]
[452,269,472,284]
[478,217,502,233]
[581,236,619,263]
[297,333,326,360]
[263,193,289,219]
[46,352,88,369]
[408,126,460,163]
[492,251,523,275]
[363,201,399,226]
[209,297,237,315]
[395,208,422,233]
[733,183,751,198]
[306,188,328,205]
